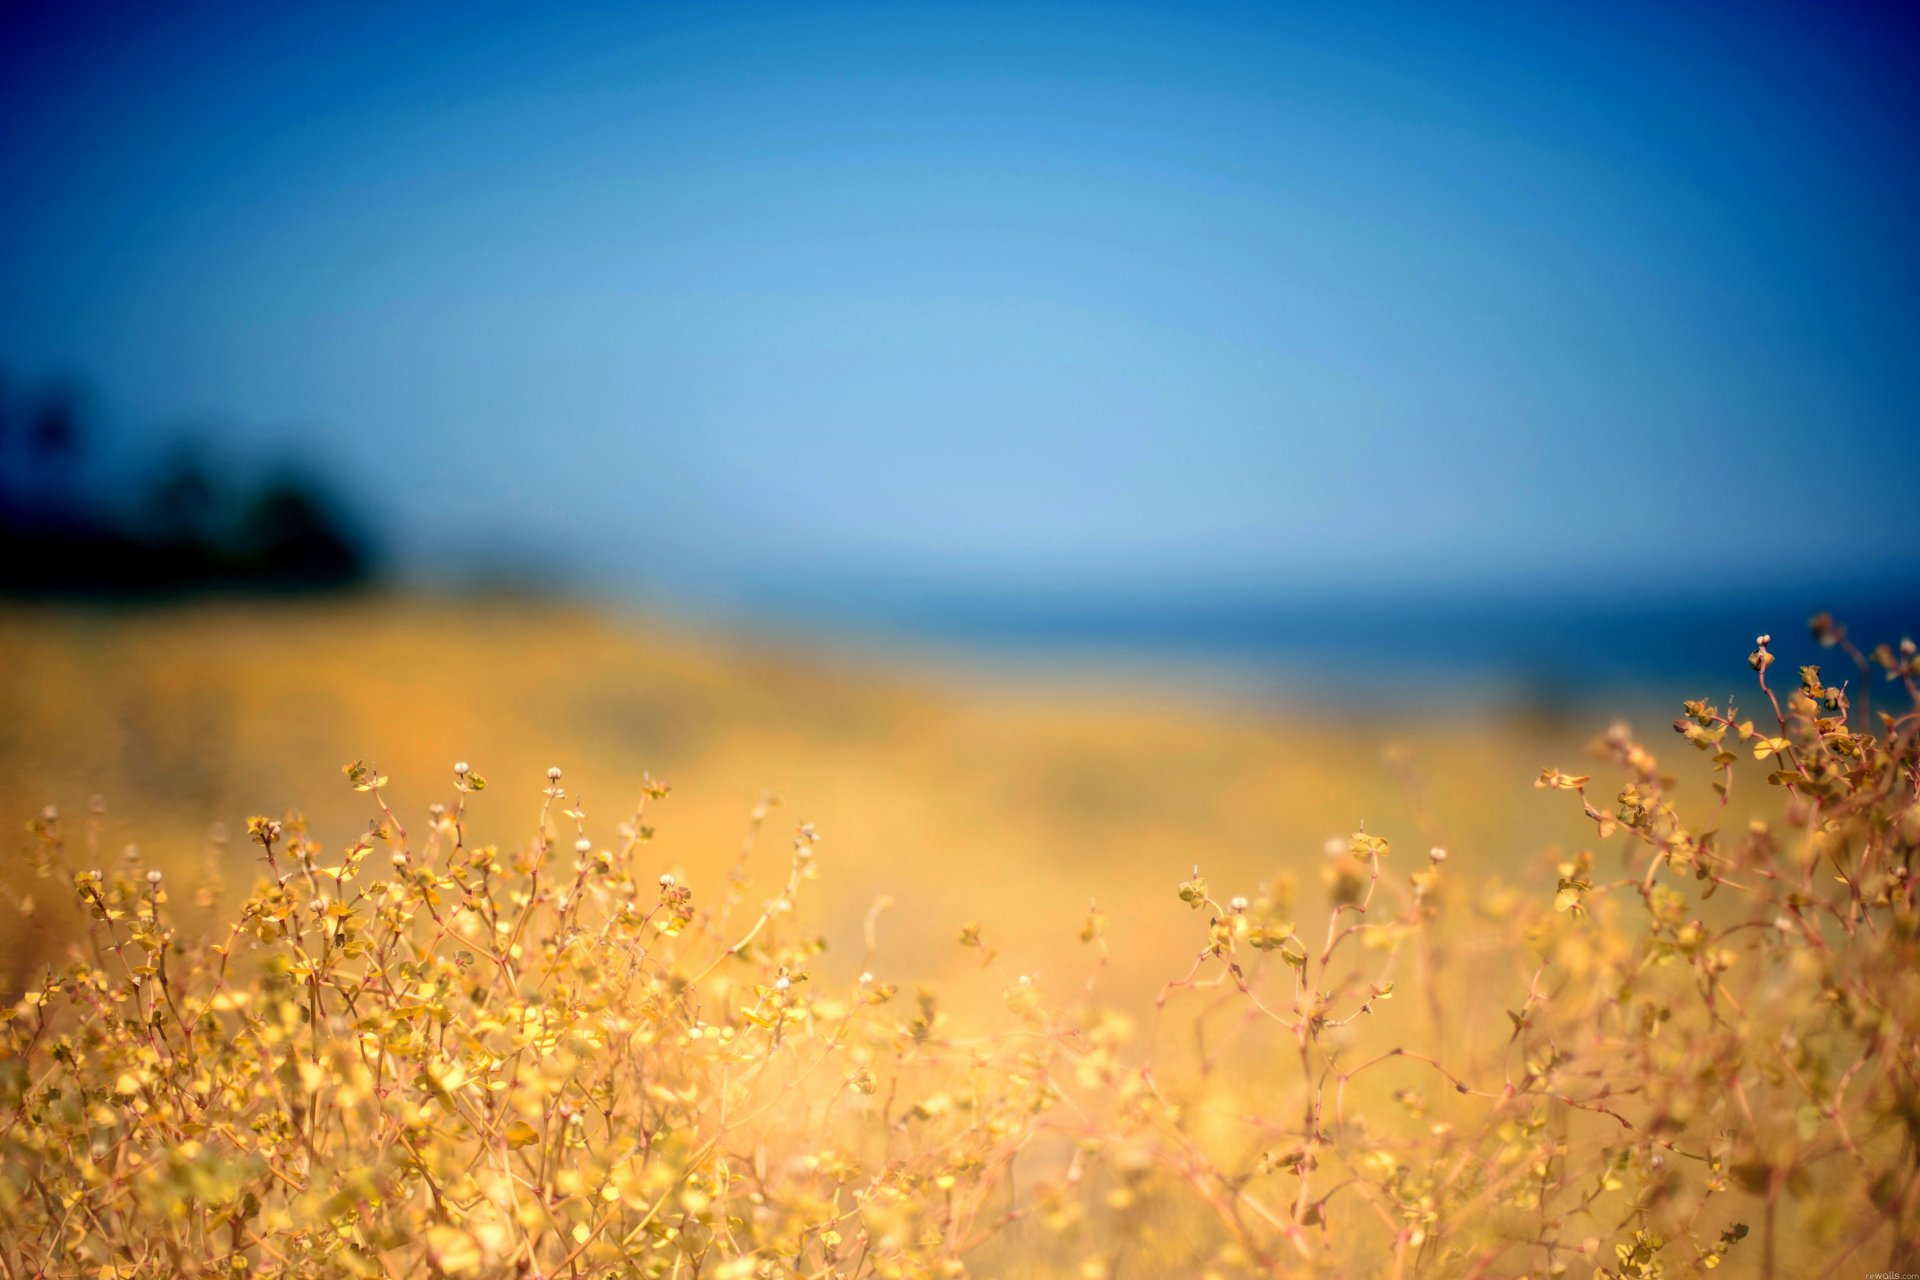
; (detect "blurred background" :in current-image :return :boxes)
[2,0,1917,991]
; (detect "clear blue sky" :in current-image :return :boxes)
[3,1,1916,604]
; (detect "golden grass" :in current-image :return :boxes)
[0,598,1912,1278]
[0,595,1590,998]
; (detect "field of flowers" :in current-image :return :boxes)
[0,599,1914,1277]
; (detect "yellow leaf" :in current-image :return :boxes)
[426,1225,483,1276]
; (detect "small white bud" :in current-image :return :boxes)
[146,869,164,885]
[575,838,592,854]
[453,761,469,776]
[1429,846,1448,864]
[547,766,563,781]
[1229,895,1249,913]
[659,873,676,888]
[773,975,791,991]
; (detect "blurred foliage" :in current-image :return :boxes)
[0,597,1589,1000]
[0,601,1914,1276]
[0,370,373,594]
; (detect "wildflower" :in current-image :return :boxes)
[0,618,1905,1280]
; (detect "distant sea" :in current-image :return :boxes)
[665,568,1920,715]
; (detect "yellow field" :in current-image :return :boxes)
[1,597,1911,1278]
[0,595,1593,997]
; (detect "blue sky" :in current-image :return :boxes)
[3,1,1916,605]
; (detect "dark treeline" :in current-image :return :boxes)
[0,370,377,595]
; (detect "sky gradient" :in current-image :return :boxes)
[3,1,1917,609]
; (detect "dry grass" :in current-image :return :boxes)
[0,596,1588,998]
[0,598,1913,1277]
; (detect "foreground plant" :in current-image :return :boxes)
[1,620,1915,1278]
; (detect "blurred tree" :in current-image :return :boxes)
[143,441,223,547]
[0,361,379,595]
[27,388,79,462]
[0,365,14,518]
[234,469,372,588]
